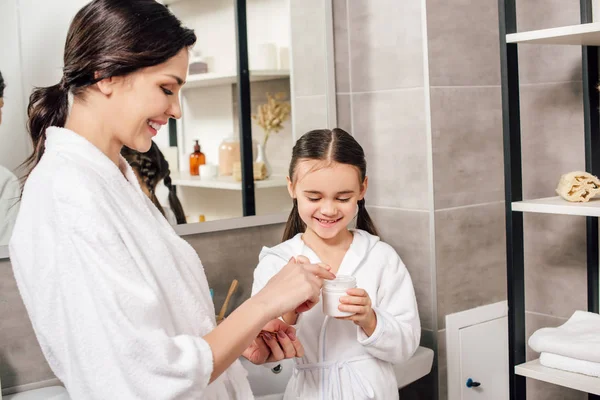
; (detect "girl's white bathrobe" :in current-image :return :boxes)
[9,127,253,400]
[252,230,421,400]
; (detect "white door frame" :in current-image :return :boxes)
[446,301,508,400]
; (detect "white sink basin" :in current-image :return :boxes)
[4,386,70,400]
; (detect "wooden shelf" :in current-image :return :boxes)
[184,70,290,90]
[507,22,600,45]
[512,196,600,217]
[171,173,287,190]
[515,359,600,395]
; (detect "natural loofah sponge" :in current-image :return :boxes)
[556,171,600,202]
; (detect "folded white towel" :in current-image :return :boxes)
[540,352,600,378]
[529,311,600,363]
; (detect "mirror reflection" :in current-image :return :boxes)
[0,0,336,246]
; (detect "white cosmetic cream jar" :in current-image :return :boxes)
[322,275,357,317]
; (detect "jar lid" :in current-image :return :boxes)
[323,275,356,291]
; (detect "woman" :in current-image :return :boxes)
[9,1,334,399]
[121,142,186,225]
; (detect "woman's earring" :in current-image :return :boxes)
[355,203,359,217]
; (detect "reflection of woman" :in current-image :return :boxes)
[0,70,21,245]
[121,142,186,225]
[9,1,334,399]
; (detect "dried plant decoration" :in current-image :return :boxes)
[252,92,291,147]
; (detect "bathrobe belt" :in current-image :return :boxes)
[293,355,375,399]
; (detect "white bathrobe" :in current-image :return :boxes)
[252,230,421,400]
[9,127,253,400]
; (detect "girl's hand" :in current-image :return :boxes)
[336,288,378,337]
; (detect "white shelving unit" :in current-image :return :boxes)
[507,22,600,45]
[515,359,600,395]
[171,173,287,190]
[184,70,290,90]
[512,196,600,217]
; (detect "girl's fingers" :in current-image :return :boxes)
[339,296,369,306]
[338,304,367,314]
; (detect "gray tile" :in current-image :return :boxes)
[333,0,350,94]
[527,379,586,400]
[292,95,329,138]
[518,46,582,85]
[336,94,352,133]
[352,89,429,210]
[520,82,584,200]
[515,0,580,32]
[515,0,582,85]
[435,202,507,328]
[426,0,501,86]
[368,207,433,330]
[348,0,424,91]
[0,259,55,388]
[523,213,587,318]
[431,87,504,209]
[184,224,285,316]
[290,0,327,97]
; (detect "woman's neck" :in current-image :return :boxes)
[65,102,122,167]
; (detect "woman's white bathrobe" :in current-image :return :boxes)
[9,128,253,400]
[252,230,421,400]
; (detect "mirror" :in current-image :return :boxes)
[0,0,336,252]
[163,0,337,222]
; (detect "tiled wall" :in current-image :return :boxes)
[334,0,589,399]
[426,0,507,397]
[0,223,284,393]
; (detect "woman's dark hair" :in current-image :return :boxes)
[282,128,379,241]
[121,142,186,225]
[24,0,196,179]
[0,70,5,98]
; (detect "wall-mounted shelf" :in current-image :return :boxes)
[171,172,287,190]
[507,22,600,45]
[515,359,600,395]
[184,70,290,90]
[512,196,600,217]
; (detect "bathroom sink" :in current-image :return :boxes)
[394,346,435,388]
[239,357,293,400]
[3,386,70,400]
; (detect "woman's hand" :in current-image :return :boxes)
[255,256,335,319]
[336,288,378,337]
[242,319,304,364]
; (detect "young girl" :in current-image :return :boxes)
[121,141,186,225]
[252,128,421,399]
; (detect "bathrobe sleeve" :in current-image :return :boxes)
[251,252,284,296]
[357,245,421,365]
[48,186,215,399]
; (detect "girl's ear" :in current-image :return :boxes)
[359,176,369,200]
[287,176,295,199]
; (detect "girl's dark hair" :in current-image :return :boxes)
[282,128,379,241]
[121,142,186,225]
[24,0,196,179]
[0,70,5,98]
